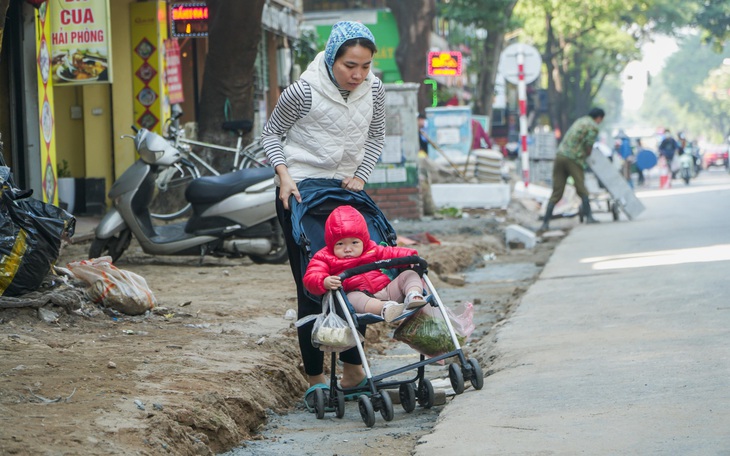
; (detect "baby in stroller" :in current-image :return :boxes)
[291,181,483,426]
[303,205,427,322]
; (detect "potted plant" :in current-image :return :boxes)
[57,159,75,214]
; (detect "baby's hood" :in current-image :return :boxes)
[324,205,370,253]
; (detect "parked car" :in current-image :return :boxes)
[702,144,729,170]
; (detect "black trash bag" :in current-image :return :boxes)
[1,177,76,297]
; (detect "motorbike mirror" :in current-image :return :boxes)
[138,130,180,166]
[171,104,184,120]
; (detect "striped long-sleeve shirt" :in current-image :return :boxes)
[261,78,386,182]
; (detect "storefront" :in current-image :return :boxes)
[0,0,300,214]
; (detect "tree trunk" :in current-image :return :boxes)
[474,0,517,128]
[198,0,265,172]
[385,0,435,114]
[0,0,10,57]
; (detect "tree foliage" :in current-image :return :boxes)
[662,34,730,110]
[694,0,730,50]
[697,64,730,138]
[292,25,319,74]
[515,0,641,134]
[438,0,518,122]
[641,33,730,142]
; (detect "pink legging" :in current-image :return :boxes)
[346,269,423,313]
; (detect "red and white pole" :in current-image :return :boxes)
[517,45,529,187]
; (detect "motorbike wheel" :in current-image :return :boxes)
[150,163,200,221]
[249,220,288,264]
[89,229,132,262]
[681,168,690,185]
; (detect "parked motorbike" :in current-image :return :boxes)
[89,126,287,264]
[678,151,694,185]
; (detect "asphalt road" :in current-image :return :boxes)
[416,169,730,455]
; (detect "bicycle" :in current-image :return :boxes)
[149,106,270,220]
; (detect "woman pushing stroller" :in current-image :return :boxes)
[261,21,386,407]
[303,205,427,323]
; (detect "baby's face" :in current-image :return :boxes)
[333,237,363,259]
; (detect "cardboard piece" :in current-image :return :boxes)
[586,151,645,220]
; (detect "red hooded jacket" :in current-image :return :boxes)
[302,205,418,296]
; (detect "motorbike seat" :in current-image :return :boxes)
[185,167,274,204]
[221,119,253,135]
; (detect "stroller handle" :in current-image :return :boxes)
[338,255,428,280]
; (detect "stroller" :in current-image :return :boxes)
[291,179,484,427]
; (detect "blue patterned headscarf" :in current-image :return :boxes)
[323,21,376,81]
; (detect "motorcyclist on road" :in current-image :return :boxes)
[658,129,680,178]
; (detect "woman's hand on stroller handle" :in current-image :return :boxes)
[338,255,427,280]
[277,167,300,210]
[341,176,364,192]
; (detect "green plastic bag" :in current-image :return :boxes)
[393,302,473,358]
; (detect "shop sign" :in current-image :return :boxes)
[427,51,462,77]
[131,1,168,133]
[170,2,208,38]
[50,0,113,85]
[35,2,59,204]
[165,40,184,104]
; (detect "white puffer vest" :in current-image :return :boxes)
[283,52,374,182]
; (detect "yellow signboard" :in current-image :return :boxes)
[428,51,462,77]
[36,3,58,204]
[130,1,169,133]
[50,0,112,85]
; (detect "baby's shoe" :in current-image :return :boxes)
[381,301,406,323]
[404,290,427,309]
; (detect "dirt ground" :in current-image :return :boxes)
[0,196,573,456]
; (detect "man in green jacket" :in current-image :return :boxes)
[539,107,605,232]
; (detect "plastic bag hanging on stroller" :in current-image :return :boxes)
[296,290,363,352]
[394,301,475,358]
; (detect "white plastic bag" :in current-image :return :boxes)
[295,291,362,353]
[67,256,156,315]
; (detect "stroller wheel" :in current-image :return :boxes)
[449,362,465,394]
[379,391,394,422]
[335,389,346,419]
[314,387,326,419]
[358,395,375,427]
[418,378,435,409]
[468,358,484,390]
[399,382,416,413]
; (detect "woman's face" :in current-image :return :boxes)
[332,44,373,90]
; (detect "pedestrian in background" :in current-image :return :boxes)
[658,129,680,178]
[418,113,429,153]
[471,118,493,150]
[539,107,605,232]
[634,138,651,186]
[616,130,634,188]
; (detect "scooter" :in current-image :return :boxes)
[679,151,693,185]
[90,126,288,264]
